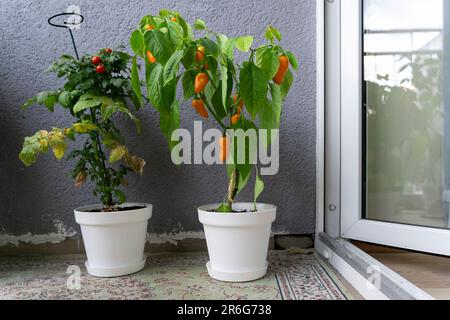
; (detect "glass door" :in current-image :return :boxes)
[327,0,450,256]
[364,0,449,230]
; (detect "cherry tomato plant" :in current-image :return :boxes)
[130,9,297,212]
[19,49,145,211]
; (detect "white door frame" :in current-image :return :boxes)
[321,0,450,256]
[315,0,435,300]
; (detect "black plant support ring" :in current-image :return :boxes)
[48,13,84,59]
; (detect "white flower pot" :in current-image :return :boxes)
[74,203,152,278]
[198,203,276,282]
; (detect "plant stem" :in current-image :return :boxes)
[89,109,113,207]
[227,168,239,208]
[200,95,227,130]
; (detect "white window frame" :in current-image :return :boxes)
[323,0,450,256]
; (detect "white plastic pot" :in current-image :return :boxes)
[74,202,152,278]
[198,203,276,282]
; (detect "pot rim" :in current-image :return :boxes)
[74,202,152,226]
[198,202,276,216]
[74,202,152,214]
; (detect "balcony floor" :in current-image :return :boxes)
[0,250,355,300]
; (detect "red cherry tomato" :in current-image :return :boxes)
[91,56,102,65]
[95,65,106,74]
[104,48,112,53]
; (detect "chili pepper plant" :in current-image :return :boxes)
[130,10,297,212]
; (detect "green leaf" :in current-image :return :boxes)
[57,91,72,108]
[163,49,184,85]
[131,56,143,109]
[216,204,232,213]
[146,63,164,109]
[220,60,228,112]
[130,30,144,57]
[217,36,235,113]
[97,97,141,134]
[21,97,37,110]
[239,62,268,119]
[159,99,180,150]
[36,91,58,112]
[182,44,196,68]
[217,34,235,60]
[114,189,126,204]
[255,47,280,80]
[109,145,128,163]
[166,19,184,48]
[159,9,171,17]
[265,25,281,42]
[178,15,193,40]
[182,70,196,100]
[259,84,282,145]
[160,78,178,113]
[73,98,101,114]
[199,38,219,58]
[265,28,274,43]
[254,167,265,205]
[286,51,298,70]
[19,131,49,166]
[144,30,172,65]
[280,69,294,100]
[211,81,230,120]
[194,19,207,30]
[237,163,253,193]
[124,110,142,135]
[235,36,253,52]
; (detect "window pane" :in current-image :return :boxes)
[364,0,450,229]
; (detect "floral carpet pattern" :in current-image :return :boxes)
[0,251,352,300]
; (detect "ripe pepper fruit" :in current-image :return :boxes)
[145,24,154,31]
[273,55,289,85]
[231,114,241,125]
[196,45,205,62]
[95,65,106,74]
[219,136,229,162]
[194,72,209,94]
[91,56,102,65]
[233,94,244,114]
[192,99,208,118]
[170,17,177,22]
[146,50,157,64]
[104,48,112,53]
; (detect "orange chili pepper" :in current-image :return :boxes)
[273,55,289,85]
[196,45,205,62]
[194,72,209,94]
[146,50,157,64]
[192,99,208,118]
[231,114,241,125]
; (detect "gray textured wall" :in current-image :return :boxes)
[0,0,316,240]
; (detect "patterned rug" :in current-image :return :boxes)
[0,251,353,300]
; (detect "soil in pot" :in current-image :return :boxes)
[86,205,146,213]
[210,209,258,213]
